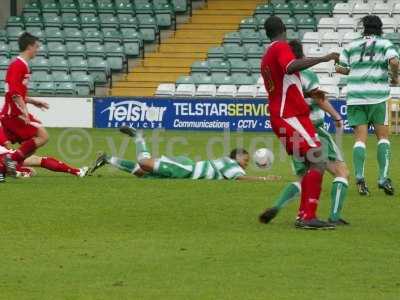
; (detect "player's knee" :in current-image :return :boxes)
[337,166,350,179]
[377,138,390,146]
[138,159,153,172]
[354,141,366,149]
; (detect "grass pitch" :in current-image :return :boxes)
[0,129,399,300]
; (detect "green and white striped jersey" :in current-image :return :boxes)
[339,35,399,105]
[191,157,246,180]
[300,69,325,127]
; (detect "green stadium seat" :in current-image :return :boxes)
[71,71,94,96]
[224,45,246,59]
[52,71,71,83]
[244,44,264,59]
[259,30,269,44]
[241,30,262,45]
[293,2,313,16]
[0,43,9,56]
[6,16,24,29]
[49,56,69,71]
[24,16,43,29]
[64,28,84,42]
[191,73,212,85]
[224,32,241,45]
[280,16,297,31]
[88,56,109,84]
[287,30,301,40]
[0,56,10,70]
[43,15,62,29]
[60,2,79,16]
[104,43,125,70]
[9,41,20,56]
[86,42,105,57]
[62,15,81,29]
[83,30,104,42]
[121,29,142,56]
[0,30,7,43]
[207,47,225,59]
[36,82,56,95]
[25,28,45,41]
[47,42,67,57]
[56,82,76,96]
[6,27,24,41]
[154,3,174,28]
[135,1,154,15]
[45,28,64,42]
[98,1,116,15]
[69,57,89,72]
[79,2,97,15]
[248,59,261,74]
[0,69,5,79]
[42,3,60,17]
[66,42,86,57]
[137,15,158,42]
[0,81,5,94]
[176,75,194,84]
[229,59,250,74]
[103,29,122,43]
[31,71,52,82]
[209,59,230,74]
[297,16,317,36]
[231,73,256,85]
[191,61,209,74]
[115,1,134,14]
[81,16,100,30]
[274,3,294,17]
[30,56,50,72]
[239,17,258,31]
[211,73,233,85]
[254,3,274,16]
[37,43,48,57]
[23,2,41,15]
[313,2,333,20]
[384,33,400,46]
[171,0,188,13]
[99,15,119,29]
[118,15,138,29]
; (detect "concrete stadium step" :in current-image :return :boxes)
[125,73,182,82]
[112,82,159,88]
[174,30,228,39]
[111,88,156,96]
[177,23,238,30]
[193,9,253,16]
[130,66,191,73]
[189,15,246,24]
[145,52,206,59]
[142,58,199,67]
[159,43,216,53]
[163,38,222,44]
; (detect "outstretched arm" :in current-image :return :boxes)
[389,57,399,85]
[310,89,343,129]
[287,53,339,74]
[236,175,281,182]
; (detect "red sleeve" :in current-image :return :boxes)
[276,42,296,74]
[6,61,26,98]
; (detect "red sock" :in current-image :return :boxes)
[40,157,80,176]
[11,139,37,162]
[300,169,323,220]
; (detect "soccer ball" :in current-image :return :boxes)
[253,148,274,169]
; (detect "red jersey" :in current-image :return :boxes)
[1,57,30,117]
[261,41,309,118]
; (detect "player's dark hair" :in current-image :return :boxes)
[264,16,286,40]
[18,32,39,52]
[361,15,383,36]
[288,39,305,59]
[230,148,249,160]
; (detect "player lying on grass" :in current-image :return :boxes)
[336,15,398,196]
[89,127,281,182]
[259,39,350,226]
[0,127,88,178]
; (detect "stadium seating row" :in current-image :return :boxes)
[333,2,400,18]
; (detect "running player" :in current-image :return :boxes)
[336,15,398,196]
[261,16,339,229]
[1,32,49,175]
[260,40,350,226]
[89,127,281,182]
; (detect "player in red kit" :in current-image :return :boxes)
[1,32,49,175]
[259,17,339,229]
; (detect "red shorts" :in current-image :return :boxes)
[271,114,321,157]
[0,114,42,144]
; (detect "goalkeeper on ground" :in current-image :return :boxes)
[89,127,280,182]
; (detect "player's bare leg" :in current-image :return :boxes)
[353,125,369,195]
[374,124,393,195]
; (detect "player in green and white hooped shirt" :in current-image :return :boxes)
[89,127,281,182]
[260,39,350,225]
[336,15,399,196]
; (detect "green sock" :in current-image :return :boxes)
[274,182,301,210]
[330,177,349,221]
[353,141,366,180]
[377,139,390,184]
[135,135,151,161]
[107,156,139,174]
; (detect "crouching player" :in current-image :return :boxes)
[89,127,280,182]
[259,40,350,226]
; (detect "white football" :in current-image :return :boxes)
[253,148,274,169]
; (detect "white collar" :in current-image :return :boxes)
[17,56,29,68]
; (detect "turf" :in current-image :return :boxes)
[1,129,399,300]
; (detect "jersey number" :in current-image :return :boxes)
[359,41,377,62]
